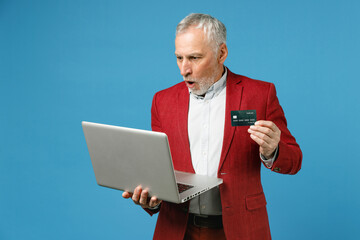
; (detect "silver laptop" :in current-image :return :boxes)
[82,121,223,203]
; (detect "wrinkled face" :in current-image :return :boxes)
[175,27,223,96]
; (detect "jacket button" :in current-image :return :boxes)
[274,167,281,172]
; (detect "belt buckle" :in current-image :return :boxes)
[193,215,208,228]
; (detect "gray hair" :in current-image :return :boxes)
[176,13,227,51]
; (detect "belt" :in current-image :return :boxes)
[188,213,223,229]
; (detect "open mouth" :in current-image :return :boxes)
[185,80,195,88]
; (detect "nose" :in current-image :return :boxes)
[180,59,192,77]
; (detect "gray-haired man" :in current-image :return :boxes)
[123,13,302,240]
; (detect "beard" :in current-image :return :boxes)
[184,67,218,96]
[185,76,215,96]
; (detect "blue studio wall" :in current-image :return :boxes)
[1,0,359,239]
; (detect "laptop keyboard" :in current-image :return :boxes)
[177,183,194,193]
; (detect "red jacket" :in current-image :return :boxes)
[149,69,302,240]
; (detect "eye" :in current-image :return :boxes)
[190,56,200,60]
[176,56,183,61]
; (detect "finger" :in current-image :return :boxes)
[139,189,149,206]
[132,186,142,203]
[122,191,133,199]
[249,125,276,139]
[250,134,275,157]
[149,196,159,208]
[248,128,272,145]
[249,133,271,148]
[250,132,278,150]
[254,120,279,132]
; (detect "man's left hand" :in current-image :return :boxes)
[248,120,281,159]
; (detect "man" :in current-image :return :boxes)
[123,13,302,240]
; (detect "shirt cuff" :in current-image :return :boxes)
[260,146,279,168]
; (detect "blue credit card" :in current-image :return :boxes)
[231,110,257,126]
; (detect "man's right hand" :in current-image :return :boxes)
[122,185,162,209]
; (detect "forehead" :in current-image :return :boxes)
[175,27,212,55]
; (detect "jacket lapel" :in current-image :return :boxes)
[176,85,195,173]
[218,70,243,172]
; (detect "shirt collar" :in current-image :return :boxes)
[190,67,227,101]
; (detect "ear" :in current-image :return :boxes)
[217,43,228,64]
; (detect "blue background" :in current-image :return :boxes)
[1,0,359,239]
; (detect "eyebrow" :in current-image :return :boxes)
[175,52,204,57]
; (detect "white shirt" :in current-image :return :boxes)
[188,69,227,215]
[187,68,276,215]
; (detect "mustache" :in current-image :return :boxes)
[183,77,196,82]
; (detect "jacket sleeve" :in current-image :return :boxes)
[151,92,163,133]
[265,83,302,175]
[143,92,163,216]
